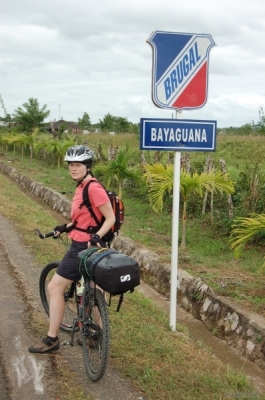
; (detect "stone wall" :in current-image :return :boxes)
[0,161,265,369]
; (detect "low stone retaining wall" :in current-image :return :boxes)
[1,161,265,369]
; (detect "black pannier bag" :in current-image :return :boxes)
[78,248,140,311]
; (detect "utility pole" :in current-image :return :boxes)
[0,94,8,118]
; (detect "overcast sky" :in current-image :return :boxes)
[0,0,264,128]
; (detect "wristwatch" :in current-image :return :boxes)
[91,234,101,240]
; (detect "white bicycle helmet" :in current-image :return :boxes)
[64,145,94,164]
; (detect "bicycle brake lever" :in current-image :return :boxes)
[35,229,45,239]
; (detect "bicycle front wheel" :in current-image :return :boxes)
[82,288,110,381]
[39,261,79,333]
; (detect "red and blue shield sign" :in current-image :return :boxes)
[147,31,215,111]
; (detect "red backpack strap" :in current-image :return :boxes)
[79,179,102,226]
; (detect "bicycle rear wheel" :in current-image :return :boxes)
[39,261,79,333]
[82,287,110,381]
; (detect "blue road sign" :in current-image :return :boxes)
[140,118,217,151]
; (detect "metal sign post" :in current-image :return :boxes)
[170,150,180,331]
[170,110,181,331]
[140,116,216,331]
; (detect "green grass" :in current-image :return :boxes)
[0,160,261,399]
[109,292,255,400]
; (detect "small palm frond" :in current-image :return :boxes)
[181,170,234,197]
[93,150,140,198]
[180,171,203,199]
[143,163,173,212]
[230,213,265,258]
[143,165,235,213]
[202,171,235,194]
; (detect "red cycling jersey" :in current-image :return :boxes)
[69,178,109,242]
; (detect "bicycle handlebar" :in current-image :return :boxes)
[35,229,56,239]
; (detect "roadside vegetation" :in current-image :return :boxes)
[1,126,265,316]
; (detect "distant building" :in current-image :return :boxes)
[0,121,16,128]
[47,119,82,134]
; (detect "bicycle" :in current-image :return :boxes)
[36,228,110,382]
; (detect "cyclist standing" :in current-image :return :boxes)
[28,144,115,353]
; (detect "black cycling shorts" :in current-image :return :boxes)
[56,239,106,282]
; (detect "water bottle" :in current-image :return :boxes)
[76,276,85,296]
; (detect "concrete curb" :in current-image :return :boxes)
[1,161,265,370]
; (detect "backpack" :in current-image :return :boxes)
[78,247,140,311]
[79,179,125,244]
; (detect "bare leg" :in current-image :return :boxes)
[47,273,73,337]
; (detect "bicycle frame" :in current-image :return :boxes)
[69,277,93,345]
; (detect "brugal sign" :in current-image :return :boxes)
[147,31,215,110]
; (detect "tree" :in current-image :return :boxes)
[252,107,265,135]
[8,133,29,161]
[93,150,141,198]
[44,139,74,169]
[128,122,140,135]
[115,117,130,133]
[13,98,50,133]
[8,128,39,160]
[99,113,115,131]
[143,164,235,250]
[230,214,265,260]
[98,113,139,133]
[78,112,91,130]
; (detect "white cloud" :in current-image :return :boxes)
[0,0,265,127]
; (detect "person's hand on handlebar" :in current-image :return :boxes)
[53,223,73,237]
[88,234,101,247]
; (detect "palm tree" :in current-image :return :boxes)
[45,139,74,169]
[8,133,30,161]
[10,128,40,160]
[230,214,265,265]
[1,132,18,157]
[93,149,141,199]
[143,163,235,250]
[34,137,50,160]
